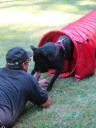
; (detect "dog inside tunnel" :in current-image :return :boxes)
[38,31,78,78]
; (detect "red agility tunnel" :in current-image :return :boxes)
[38,9,96,80]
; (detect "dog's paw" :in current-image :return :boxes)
[47,86,52,92]
[31,70,35,75]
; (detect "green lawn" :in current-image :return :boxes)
[0,0,96,128]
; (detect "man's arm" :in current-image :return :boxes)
[42,96,51,108]
[29,74,51,107]
[33,72,51,108]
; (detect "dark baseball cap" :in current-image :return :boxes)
[6,47,32,68]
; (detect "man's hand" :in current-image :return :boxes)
[38,79,50,87]
[42,96,51,108]
[33,72,41,80]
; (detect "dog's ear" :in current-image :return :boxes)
[30,45,37,52]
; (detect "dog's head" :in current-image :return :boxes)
[31,45,50,73]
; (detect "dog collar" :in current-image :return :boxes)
[55,41,66,58]
[56,40,65,50]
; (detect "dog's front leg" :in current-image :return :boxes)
[47,68,63,91]
[31,69,35,75]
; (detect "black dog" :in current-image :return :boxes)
[31,35,74,91]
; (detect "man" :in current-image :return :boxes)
[0,47,51,128]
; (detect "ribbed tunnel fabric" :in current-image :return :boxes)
[38,9,96,80]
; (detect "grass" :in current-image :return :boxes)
[0,0,96,128]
